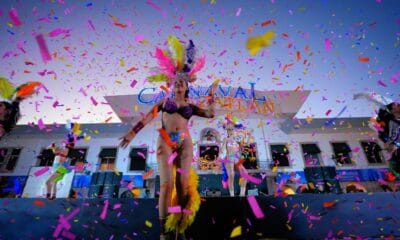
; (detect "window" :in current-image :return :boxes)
[129,147,148,171]
[37,148,55,166]
[301,143,321,166]
[360,141,384,164]
[0,148,21,172]
[270,144,290,167]
[99,148,117,171]
[69,148,88,172]
[331,142,352,165]
[241,143,258,169]
[199,145,220,170]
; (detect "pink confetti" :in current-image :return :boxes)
[9,8,22,27]
[218,50,227,57]
[48,28,70,37]
[235,8,242,16]
[90,96,98,106]
[113,203,121,210]
[38,118,45,130]
[61,230,76,240]
[182,209,192,215]
[377,80,387,87]
[287,209,294,222]
[352,147,360,153]
[324,38,332,52]
[168,206,181,213]
[135,35,145,43]
[88,20,96,31]
[309,215,321,221]
[100,200,109,220]
[176,168,186,174]
[53,207,80,238]
[325,109,332,116]
[126,182,134,190]
[35,34,52,63]
[34,166,49,176]
[137,151,146,159]
[247,196,265,219]
[240,171,262,184]
[130,80,138,88]
[168,152,178,165]
[53,101,59,108]
[146,0,167,18]
[79,88,87,97]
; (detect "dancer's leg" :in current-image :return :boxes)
[238,165,248,197]
[225,161,235,196]
[157,138,174,239]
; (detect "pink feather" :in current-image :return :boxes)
[189,55,205,77]
[155,48,175,78]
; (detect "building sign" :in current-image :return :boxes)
[137,82,275,114]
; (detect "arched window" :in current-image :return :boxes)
[198,128,221,170]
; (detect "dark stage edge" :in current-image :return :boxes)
[1,193,400,239]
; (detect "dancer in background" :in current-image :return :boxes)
[119,36,218,240]
[354,93,400,178]
[0,78,42,139]
[45,122,87,200]
[45,138,74,200]
[220,115,249,197]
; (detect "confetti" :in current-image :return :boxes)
[34,166,49,176]
[247,196,265,219]
[35,34,52,63]
[246,31,276,55]
[9,8,22,27]
[230,226,242,238]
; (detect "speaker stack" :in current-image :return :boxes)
[304,166,342,194]
[88,171,122,198]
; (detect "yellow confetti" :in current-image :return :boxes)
[114,167,120,176]
[230,226,242,238]
[246,31,276,56]
[286,223,292,231]
[120,58,125,67]
[145,220,152,228]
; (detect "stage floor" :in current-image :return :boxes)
[0,193,399,239]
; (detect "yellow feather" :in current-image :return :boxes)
[246,30,276,56]
[167,35,185,70]
[0,76,15,100]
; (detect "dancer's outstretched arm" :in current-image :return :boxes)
[119,101,163,148]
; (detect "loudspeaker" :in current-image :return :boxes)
[104,172,114,185]
[322,166,337,180]
[205,189,221,197]
[325,179,342,194]
[96,172,106,185]
[305,166,337,181]
[120,189,134,198]
[113,172,122,185]
[102,185,119,198]
[89,172,99,185]
[304,167,324,182]
[88,185,103,198]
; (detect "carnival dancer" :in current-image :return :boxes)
[354,93,400,178]
[119,36,218,240]
[220,115,249,197]
[44,122,87,200]
[0,77,42,139]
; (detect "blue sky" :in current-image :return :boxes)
[0,0,399,124]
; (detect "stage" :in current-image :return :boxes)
[0,192,399,239]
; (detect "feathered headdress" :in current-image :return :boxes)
[220,113,244,130]
[147,35,205,85]
[0,77,42,101]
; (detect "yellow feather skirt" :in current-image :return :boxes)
[165,168,201,234]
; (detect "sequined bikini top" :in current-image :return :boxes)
[161,99,193,120]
